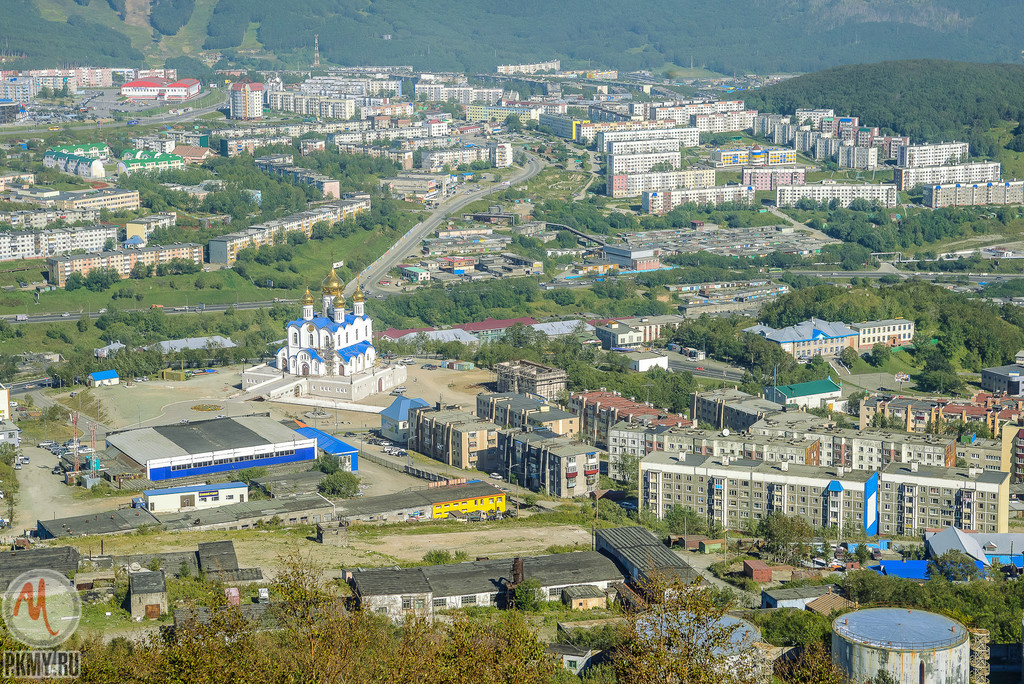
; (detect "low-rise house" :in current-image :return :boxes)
[763,378,843,410]
[380,396,431,444]
[87,369,119,387]
[128,570,168,619]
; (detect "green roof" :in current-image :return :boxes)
[773,377,841,399]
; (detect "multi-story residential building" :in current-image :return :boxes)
[894,162,1001,192]
[923,181,1024,208]
[475,393,578,436]
[300,76,402,98]
[692,111,758,133]
[742,167,805,191]
[413,84,503,105]
[219,136,295,157]
[44,143,110,160]
[861,392,1023,436]
[836,145,878,170]
[642,185,755,214]
[496,60,560,75]
[775,183,898,208]
[595,127,699,153]
[744,318,858,359]
[43,151,105,179]
[498,430,599,498]
[407,406,500,470]
[0,208,97,230]
[419,142,513,171]
[850,318,915,349]
[21,67,115,89]
[690,388,782,433]
[268,92,357,120]
[359,101,414,119]
[752,113,791,138]
[641,452,1008,536]
[254,154,341,199]
[117,150,185,175]
[494,360,567,402]
[607,168,716,198]
[1001,418,1024,483]
[125,213,176,247]
[229,82,265,120]
[0,224,116,262]
[570,390,691,449]
[897,141,970,168]
[606,151,681,176]
[712,147,795,166]
[0,172,34,193]
[606,139,681,155]
[0,77,39,102]
[336,143,414,169]
[47,243,201,287]
[208,199,370,264]
[466,103,543,122]
[794,109,835,128]
[54,189,140,212]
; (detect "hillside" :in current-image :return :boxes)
[3,0,1024,74]
[739,60,1024,149]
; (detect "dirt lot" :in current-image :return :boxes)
[56,522,594,578]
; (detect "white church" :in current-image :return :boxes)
[243,268,406,402]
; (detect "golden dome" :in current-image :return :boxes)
[321,267,343,296]
[352,283,365,303]
[301,287,315,306]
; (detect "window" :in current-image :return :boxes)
[432,598,446,608]
[462,595,477,605]
[401,598,412,610]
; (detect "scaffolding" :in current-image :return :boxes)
[969,628,990,684]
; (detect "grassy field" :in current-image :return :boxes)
[136,90,225,117]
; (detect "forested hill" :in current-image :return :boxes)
[4,0,1024,74]
[739,60,1024,145]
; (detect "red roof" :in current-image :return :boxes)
[455,317,538,333]
[230,81,264,91]
[123,78,171,88]
[173,78,201,87]
[376,326,435,340]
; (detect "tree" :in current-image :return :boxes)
[503,114,523,133]
[64,272,85,291]
[928,550,981,582]
[318,471,359,498]
[614,451,642,493]
[77,315,90,333]
[756,511,813,563]
[512,578,542,611]
[839,346,859,368]
[854,543,871,567]
[870,343,891,367]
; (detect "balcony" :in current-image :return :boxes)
[566,471,577,479]
[584,467,599,476]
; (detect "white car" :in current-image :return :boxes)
[489,472,504,481]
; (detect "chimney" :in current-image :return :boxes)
[780,461,789,471]
[910,461,919,473]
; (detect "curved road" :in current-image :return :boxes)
[344,152,545,298]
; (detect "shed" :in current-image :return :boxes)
[699,539,725,554]
[87,369,119,387]
[743,559,772,583]
[561,585,606,611]
[546,644,601,676]
[128,570,167,619]
[805,591,856,616]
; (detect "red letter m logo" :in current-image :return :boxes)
[13,579,59,636]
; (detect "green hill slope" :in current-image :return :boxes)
[4,0,1024,73]
[739,60,1024,150]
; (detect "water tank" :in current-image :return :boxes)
[638,611,768,680]
[832,608,969,684]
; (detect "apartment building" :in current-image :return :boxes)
[692,111,758,133]
[48,243,201,287]
[775,183,898,208]
[496,60,560,75]
[0,224,116,262]
[407,406,500,470]
[606,139,682,155]
[0,208,97,230]
[712,147,795,167]
[0,172,34,193]
[218,136,294,157]
[300,76,402,97]
[208,199,370,264]
[894,162,1001,192]
[596,127,699,153]
[607,168,716,198]
[229,82,264,120]
[1001,419,1024,484]
[794,109,835,128]
[752,113,791,138]
[744,318,858,359]
[923,181,1024,209]
[690,388,782,432]
[125,213,176,247]
[43,151,105,179]
[642,185,755,214]
[475,393,578,436]
[358,102,414,119]
[254,155,340,199]
[897,142,970,168]
[606,151,681,176]
[851,318,915,349]
[0,77,39,101]
[571,390,692,449]
[336,143,414,169]
[117,150,185,175]
[742,167,806,191]
[268,92,357,120]
[641,453,1008,536]
[494,360,567,402]
[836,145,878,170]
[498,430,599,498]
[465,103,543,122]
[55,189,140,212]
[420,142,513,172]
[862,392,1022,436]
[413,84,503,105]
[575,120,699,145]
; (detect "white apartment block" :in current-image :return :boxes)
[692,111,758,133]
[0,224,117,262]
[794,109,834,129]
[924,180,1024,208]
[836,145,879,170]
[267,92,357,120]
[894,162,1002,192]
[0,208,98,230]
[606,150,681,176]
[300,76,402,97]
[596,127,699,152]
[496,60,560,75]
[229,82,264,121]
[420,142,513,171]
[752,113,791,138]
[897,141,970,168]
[851,318,915,349]
[642,185,755,214]
[606,139,682,155]
[607,168,716,198]
[414,84,503,105]
[776,183,898,208]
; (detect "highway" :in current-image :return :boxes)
[665,351,747,382]
[344,152,546,298]
[3,299,289,325]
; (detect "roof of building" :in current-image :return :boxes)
[0,547,80,586]
[982,363,1024,377]
[292,424,358,455]
[455,317,538,333]
[250,470,325,496]
[128,570,166,595]
[850,319,912,330]
[805,592,856,615]
[89,369,119,381]
[763,584,841,602]
[106,415,308,464]
[197,540,239,572]
[531,320,593,337]
[336,481,504,519]
[925,527,1024,566]
[381,396,432,422]
[351,551,624,599]
[595,526,701,583]
[147,336,236,353]
[399,329,480,344]
[881,461,1007,486]
[546,643,595,658]
[833,608,968,649]
[743,318,858,344]
[771,378,842,399]
[143,482,247,497]
[562,584,606,600]
[157,494,332,530]
[38,507,161,538]
[642,451,876,484]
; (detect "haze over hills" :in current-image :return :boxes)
[2,0,1023,73]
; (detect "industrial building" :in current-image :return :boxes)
[333,480,506,523]
[142,482,249,513]
[103,414,316,481]
[831,608,970,684]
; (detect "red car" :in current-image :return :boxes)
[695,366,705,371]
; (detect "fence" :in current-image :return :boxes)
[358,450,447,483]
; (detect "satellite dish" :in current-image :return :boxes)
[722,429,730,437]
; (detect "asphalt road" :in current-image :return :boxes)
[344,153,545,298]
[3,298,292,324]
[664,351,746,382]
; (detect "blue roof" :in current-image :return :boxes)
[303,348,324,363]
[143,482,247,496]
[869,559,985,580]
[90,369,119,380]
[826,480,844,492]
[338,340,373,361]
[381,396,430,421]
[294,426,358,455]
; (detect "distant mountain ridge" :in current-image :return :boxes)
[2,0,1023,73]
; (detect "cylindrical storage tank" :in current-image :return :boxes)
[832,608,970,684]
[638,612,769,682]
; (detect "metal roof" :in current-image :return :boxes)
[743,318,857,344]
[89,369,119,381]
[147,336,236,353]
[381,396,430,421]
[197,541,239,572]
[833,608,968,650]
[143,482,247,497]
[0,547,79,586]
[763,584,841,601]
[772,378,842,399]
[107,415,308,463]
[38,507,161,538]
[293,426,358,455]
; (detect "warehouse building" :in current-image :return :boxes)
[142,482,249,513]
[333,480,506,523]
[104,414,316,481]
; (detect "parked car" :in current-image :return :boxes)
[489,472,504,480]
[37,441,56,449]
